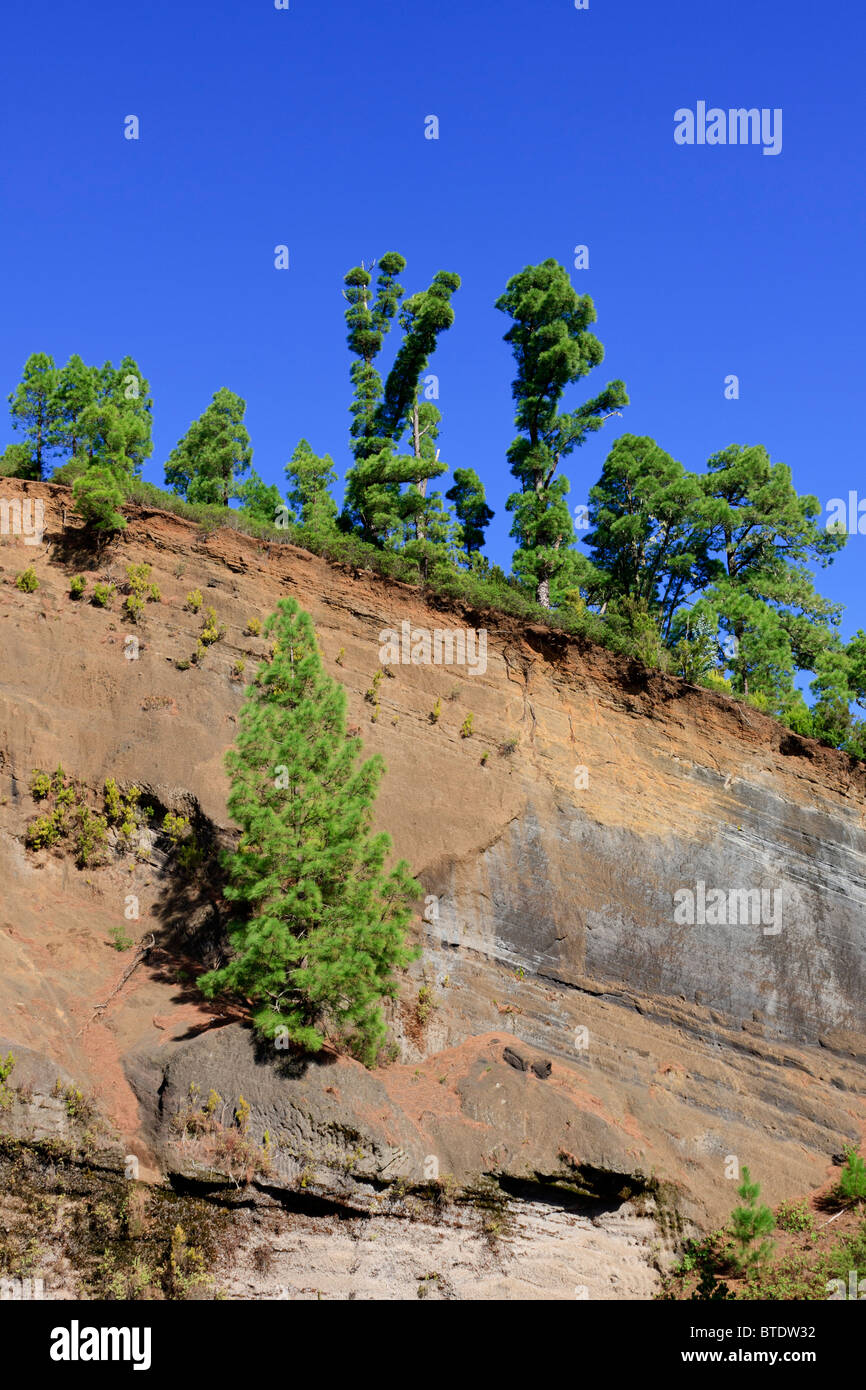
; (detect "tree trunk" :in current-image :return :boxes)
[413,399,427,542]
[537,575,551,608]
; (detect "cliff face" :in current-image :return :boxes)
[1,479,864,1298]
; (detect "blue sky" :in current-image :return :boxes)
[2,0,864,634]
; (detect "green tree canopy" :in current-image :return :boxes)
[496,259,628,607]
[8,352,58,480]
[696,444,845,698]
[51,354,97,461]
[165,387,253,505]
[585,435,722,638]
[198,598,419,1062]
[446,467,493,561]
[235,470,283,526]
[284,438,338,534]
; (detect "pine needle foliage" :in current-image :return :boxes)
[198,597,420,1063]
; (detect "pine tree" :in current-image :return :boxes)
[585,435,721,639]
[341,254,407,542]
[378,270,461,544]
[72,467,127,538]
[51,354,97,462]
[0,443,40,479]
[198,598,420,1063]
[235,470,283,526]
[730,1168,775,1271]
[75,399,149,476]
[165,387,252,505]
[109,355,154,472]
[8,352,59,480]
[284,439,338,534]
[496,260,628,607]
[446,467,493,563]
[698,444,845,700]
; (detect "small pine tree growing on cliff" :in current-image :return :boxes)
[198,597,420,1062]
[730,1167,775,1271]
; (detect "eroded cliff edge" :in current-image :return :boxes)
[1,480,864,1297]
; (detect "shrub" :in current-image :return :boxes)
[30,770,51,800]
[775,1199,815,1234]
[108,925,135,952]
[15,566,39,593]
[231,659,246,680]
[245,618,262,636]
[200,607,225,646]
[74,805,109,867]
[162,810,191,845]
[365,670,384,703]
[69,575,87,599]
[92,581,115,608]
[124,593,145,623]
[416,986,435,1025]
[430,698,442,724]
[185,589,203,613]
[499,736,519,756]
[0,1051,15,1109]
[459,713,474,738]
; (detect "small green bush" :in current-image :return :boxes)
[186,589,203,613]
[30,770,52,800]
[92,581,115,608]
[459,713,474,738]
[200,607,225,646]
[69,575,87,599]
[0,1051,15,1110]
[15,566,39,593]
[108,925,135,952]
[775,1199,815,1234]
[245,617,262,636]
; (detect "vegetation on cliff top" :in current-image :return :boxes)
[3,253,866,758]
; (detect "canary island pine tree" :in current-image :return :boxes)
[198,597,420,1063]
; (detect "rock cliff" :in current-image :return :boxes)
[1,478,864,1298]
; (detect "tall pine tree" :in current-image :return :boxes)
[696,444,844,700]
[496,260,628,607]
[165,387,252,505]
[198,598,419,1063]
[446,467,493,563]
[8,352,59,479]
[284,438,339,535]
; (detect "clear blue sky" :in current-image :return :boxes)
[2,0,864,634]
